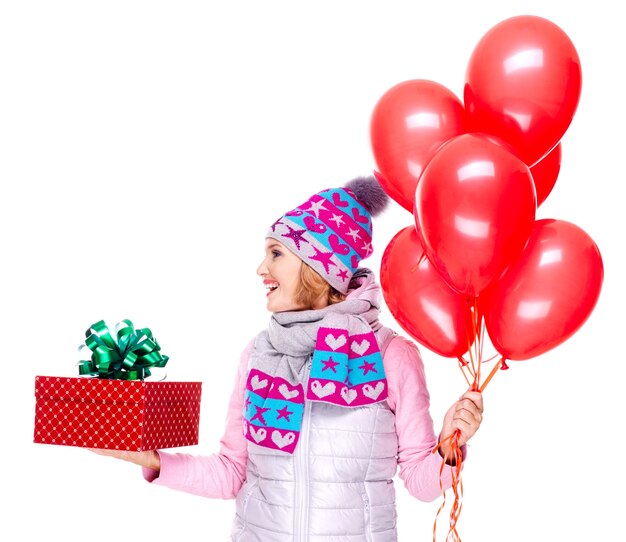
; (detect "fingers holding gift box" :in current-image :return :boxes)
[33,320,202,451]
[89,448,161,470]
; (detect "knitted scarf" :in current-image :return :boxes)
[242,269,388,454]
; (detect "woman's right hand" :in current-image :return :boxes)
[89,448,161,471]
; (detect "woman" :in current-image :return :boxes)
[93,175,483,541]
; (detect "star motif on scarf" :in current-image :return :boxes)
[309,246,336,274]
[359,360,378,376]
[245,396,252,411]
[251,406,270,425]
[276,405,294,422]
[321,356,340,373]
[282,225,309,250]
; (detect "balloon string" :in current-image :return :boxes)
[411,252,428,273]
[477,301,486,380]
[473,298,481,385]
[479,353,500,364]
[479,357,504,393]
[459,356,475,381]
[464,323,477,382]
[432,430,464,542]
[456,358,472,388]
[433,299,483,542]
[436,300,505,541]
[464,296,483,388]
[466,331,477,383]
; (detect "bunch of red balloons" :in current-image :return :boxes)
[373,15,604,374]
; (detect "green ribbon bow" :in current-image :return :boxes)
[77,319,169,380]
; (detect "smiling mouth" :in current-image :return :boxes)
[265,282,279,295]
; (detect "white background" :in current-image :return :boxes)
[1,1,622,541]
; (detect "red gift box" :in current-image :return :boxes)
[34,376,202,450]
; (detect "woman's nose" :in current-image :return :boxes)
[256,258,267,276]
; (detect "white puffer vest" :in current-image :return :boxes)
[231,327,399,542]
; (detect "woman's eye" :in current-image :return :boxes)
[272,250,281,258]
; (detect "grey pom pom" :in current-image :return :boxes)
[344,175,389,217]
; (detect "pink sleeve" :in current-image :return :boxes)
[385,335,464,502]
[142,341,252,499]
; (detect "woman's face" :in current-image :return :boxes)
[257,239,306,313]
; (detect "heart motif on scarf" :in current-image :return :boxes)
[271,431,296,449]
[325,333,347,351]
[341,387,358,404]
[311,380,336,398]
[251,375,268,390]
[363,381,385,400]
[250,426,267,443]
[279,383,300,400]
[350,339,370,356]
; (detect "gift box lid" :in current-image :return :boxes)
[34,376,202,405]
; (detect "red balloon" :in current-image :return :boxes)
[415,133,536,297]
[464,15,582,166]
[530,142,561,207]
[371,79,467,212]
[381,226,475,358]
[483,219,603,360]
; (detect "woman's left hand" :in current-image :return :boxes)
[438,389,484,459]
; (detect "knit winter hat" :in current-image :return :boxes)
[266,176,389,294]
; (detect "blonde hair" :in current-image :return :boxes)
[295,263,346,309]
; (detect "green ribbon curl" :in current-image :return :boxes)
[77,319,169,380]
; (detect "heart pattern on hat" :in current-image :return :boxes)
[352,207,369,224]
[329,234,351,255]
[332,192,349,207]
[303,215,327,233]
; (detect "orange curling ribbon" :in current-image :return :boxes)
[432,430,464,542]
[431,297,508,542]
